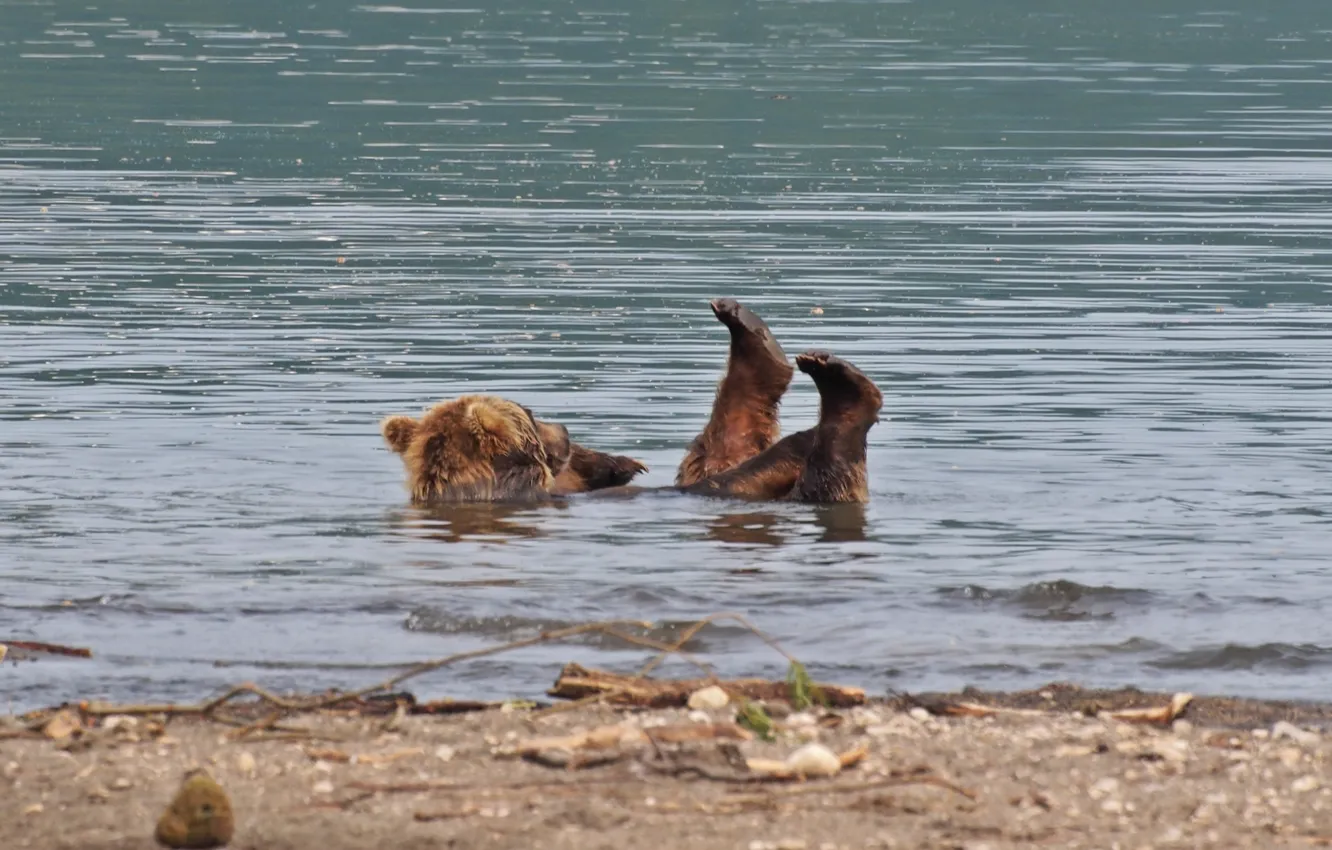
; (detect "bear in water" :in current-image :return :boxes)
[381,395,646,503]
[675,298,795,486]
[680,350,883,503]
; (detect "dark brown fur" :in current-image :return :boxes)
[552,443,649,494]
[675,298,795,486]
[680,430,815,501]
[789,351,882,503]
[680,351,882,504]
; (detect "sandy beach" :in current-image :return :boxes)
[4,682,1331,850]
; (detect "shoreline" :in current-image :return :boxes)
[4,681,1331,849]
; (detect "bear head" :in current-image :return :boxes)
[381,395,572,503]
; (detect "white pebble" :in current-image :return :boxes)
[785,743,841,778]
[434,745,456,763]
[785,712,818,728]
[1272,721,1319,746]
[236,752,257,776]
[1293,775,1321,794]
[312,779,334,795]
[1089,777,1119,799]
[686,685,730,710]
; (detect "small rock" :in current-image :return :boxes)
[236,752,257,777]
[785,712,818,729]
[312,779,334,795]
[154,770,234,849]
[1277,747,1303,768]
[23,803,42,816]
[1293,775,1321,794]
[687,685,730,711]
[777,840,808,850]
[686,710,711,724]
[1272,721,1319,746]
[434,745,456,763]
[907,707,932,723]
[850,708,882,727]
[785,743,841,778]
[110,777,133,791]
[102,715,139,732]
[88,785,112,802]
[1089,777,1119,799]
[748,842,775,850]
[1172,719,1194,736]
[43,709,81,741]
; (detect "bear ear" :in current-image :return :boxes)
[380,415,419,454]
[464,400,521,443]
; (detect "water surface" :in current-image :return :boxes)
[3,1,1331,709]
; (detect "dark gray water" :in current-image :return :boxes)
[3,1,1331,710]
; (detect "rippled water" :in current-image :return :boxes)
[3,1,1331,709]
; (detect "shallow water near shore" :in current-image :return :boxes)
[3,0,1332,710]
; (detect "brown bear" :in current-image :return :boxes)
[679,350,883,503]
[381,395,646,503]
[675,298,795,486]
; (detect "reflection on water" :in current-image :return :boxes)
[2,0,1332,709]
[397,503,555,544]
[707,511,789,547]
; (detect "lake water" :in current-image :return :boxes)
[3,1,1331,711]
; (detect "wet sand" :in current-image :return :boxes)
[4,683,1332,850]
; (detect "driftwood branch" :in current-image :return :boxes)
[549,663,866,708]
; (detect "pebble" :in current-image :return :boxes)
[236,752,257,777]
[1293,775,1321,794]
[686,685,730,710]
[154,771,234,850]
[1277,747,1303,768]
[1089,777,1120,799]
[434,745,456,763]
[785,712,818,729]
[312,779,334,795]
[87,785,111,802]
[102,715,138,732]
[776,840,807,850]
[686,710,712,724]
[907,707,932,723]
[1272,721,1319,746]
[785,743,841,778]
[110,777,133,791]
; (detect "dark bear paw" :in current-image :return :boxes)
[796,350,883,418]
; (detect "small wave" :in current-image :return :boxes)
[1151,643,1332,672]
[936,579,1152,620]
[402,610,740,653]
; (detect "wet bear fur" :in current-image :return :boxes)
[675,298,795,486]
[382,395,646,503]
